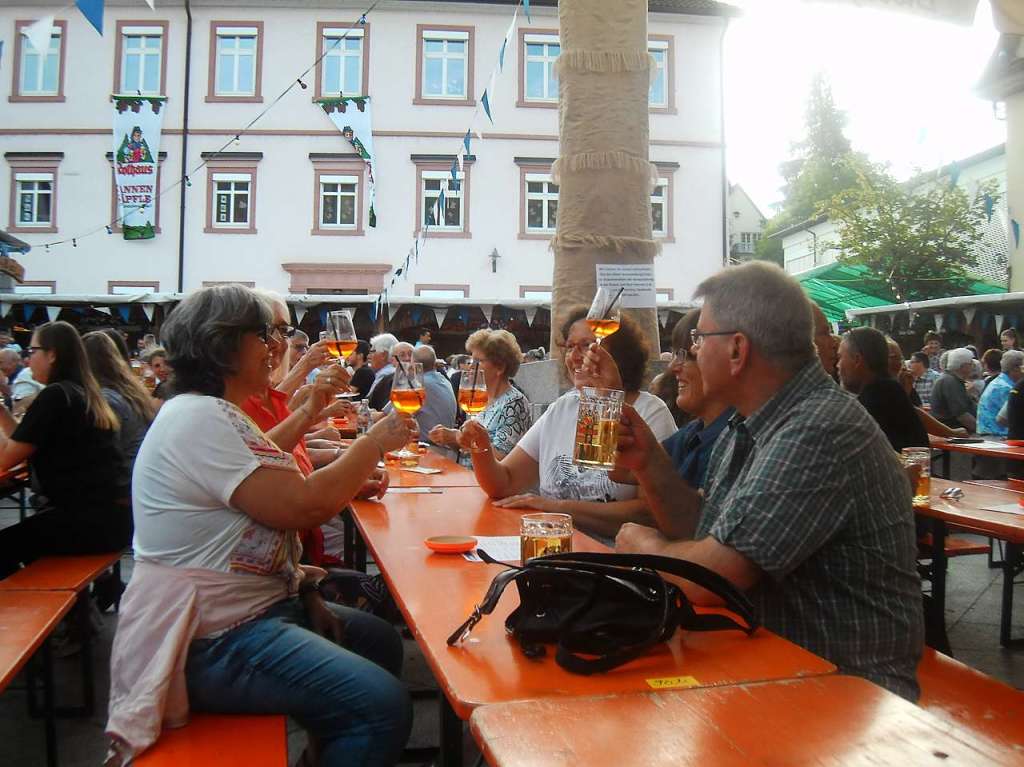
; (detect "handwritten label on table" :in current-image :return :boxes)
[646,676,700,690]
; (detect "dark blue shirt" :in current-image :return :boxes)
[660,407,734,489]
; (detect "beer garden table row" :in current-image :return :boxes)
[926,436,1024,648]
[344,452,1013,766]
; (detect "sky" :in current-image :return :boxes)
[722,0,1007,215]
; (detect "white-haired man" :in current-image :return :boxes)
[610,261,924,700]
[929,348,977,433]
[366,333,399,398]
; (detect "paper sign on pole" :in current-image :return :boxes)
[595,264,656,309]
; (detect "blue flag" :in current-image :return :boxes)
[524,0,531,22]
[450,159,461,191]
[463,130,472,156]
[76,0,104,35]
[1014,219,1021,250]
[482,90,493,124]
[116,305,130,323]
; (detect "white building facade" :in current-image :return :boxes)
[1,0,733,304]
[726,182,765,262]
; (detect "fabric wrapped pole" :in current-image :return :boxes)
[551,0,659,351]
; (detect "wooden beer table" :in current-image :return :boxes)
[918,478,1024,648]
[469,675,1022,767]
[349,486,836,767]
[928,434,1024,478]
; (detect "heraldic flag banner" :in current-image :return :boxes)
[112,96,166,240]
[320,96,377,227]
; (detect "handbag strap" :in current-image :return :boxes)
[445,550,522,645]
[534,552,759,634]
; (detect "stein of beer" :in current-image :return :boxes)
[901,447,931,507]
[572,387,624,471]
[520,512,573,563]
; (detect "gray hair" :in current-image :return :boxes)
[1002,350,1024,374]
[370,333,398,354]
[0,349,20,364]
[143,346,167,362]
[693,261,816,373]
[414,345,437,368]
[292,328,309,343]
[392,341,414,360]
[945,348,974,372]
[161,284,271,397]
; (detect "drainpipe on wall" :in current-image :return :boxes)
[719,21,729,267]
[176,0,193,293]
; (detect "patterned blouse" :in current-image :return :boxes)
[460,386,532,465]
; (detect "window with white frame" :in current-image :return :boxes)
[215,27,258,96]
[521,289,552,301]
[525,173,558,232]
[15,173,54,227]
[322,28,364,96]
[648,40,668,107]
[421,172,463,229]
[120,26,163,94]
[651,179,668,236]
[14,284,55,295]
[656,290,673,304]
[741,232,762,245]
[524,34,559,102]
[319,175,358,228]
[19,26,61,96]
[421,30,468,99]
[212,173,252,227]
[110,285,157,295]
[418,288,466,299]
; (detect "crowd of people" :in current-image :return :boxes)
[0,264,1013,765]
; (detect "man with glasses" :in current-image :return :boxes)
[287,329,310,368]
[610,261,923,701]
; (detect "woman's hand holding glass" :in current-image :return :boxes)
[428,425,461,448]
[579,342,623,391]
[457,418,492,453]
[367,410,417,454]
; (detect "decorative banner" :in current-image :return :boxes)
[22,304,36,321]
[963,307,976,327]
[1013,218,1021,250]
[141,303,155,322]
[657,308,669,328]
[113,96,165,239]
[76,0,104,35]
[481,305,494,324]
[865,315,874,328]
[23,15,55,57]
[934,314,944,333]
[46,306,60,322]
[388,302,401,322]
[0,303,8,318]
[996,314,1005,334]
[319,96,377,227]
[524,305,538,327]
[499,9,518,72]
[888,312,898,329]
[93,305,112,316]
[482,90,493,124]
[433,307,447,329]
[294,305,307,325]
[116,305,131,323]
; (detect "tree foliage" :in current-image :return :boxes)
[823,169,999,301]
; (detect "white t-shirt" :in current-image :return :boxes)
[516,390,676,502]
[132,393,302,576]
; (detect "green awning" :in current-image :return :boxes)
[796,262,1006,324]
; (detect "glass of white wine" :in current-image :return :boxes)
[323,310,357,361]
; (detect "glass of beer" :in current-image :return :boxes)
[458,360,488,422]
[585,287,623,343]
[520,512,573,563]
[323,310,358,360]
[902,447,931,507]
[390,362,425,466]
[573,387,624,471]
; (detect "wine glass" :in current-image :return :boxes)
[458,360,488,421]
[390,362,425,465]
[585,287,623,343]
[323,310,357,361]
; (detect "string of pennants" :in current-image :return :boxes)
[372,0,531,325]
[862,307,1024,336]
[0,301,159,325]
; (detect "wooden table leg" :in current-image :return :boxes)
[439,695,464,767]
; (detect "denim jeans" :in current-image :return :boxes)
[185,598,411,766]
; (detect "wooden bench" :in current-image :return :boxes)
[0,590,77,767]
[0,552,124,717]
[918,533,992,558]
[134,714,289,766]
[917,647,1024,751]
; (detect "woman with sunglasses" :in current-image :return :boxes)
[0,321,130,577]
[105,285,415,766]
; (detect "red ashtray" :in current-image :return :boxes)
[424,535,477,554]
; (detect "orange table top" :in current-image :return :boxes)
[919,478,1024,544]
[386,451,481,488]
[469,675,1022,767]
[929,434,1024,461]
[0,590,76,690]
[350,486,835,721]
[0,553,122,593]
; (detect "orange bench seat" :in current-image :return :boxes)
[134,714,288,766]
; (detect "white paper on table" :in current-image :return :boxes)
[462,536,521,563]
[402,467,442,475]
[963,441,1012,450]
[978,502,1023,515]
[386,487,443,494]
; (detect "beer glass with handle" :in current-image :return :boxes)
[390,361,425,466]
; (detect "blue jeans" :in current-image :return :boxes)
[185,598,411,766]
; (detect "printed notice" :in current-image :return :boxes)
[596,264,656,309]
[645,676,700,690]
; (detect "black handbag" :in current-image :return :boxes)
[447,550,759,675]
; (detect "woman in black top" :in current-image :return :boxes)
[0,321,130,577]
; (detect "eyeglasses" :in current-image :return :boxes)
[690,328,739,349]
[671,348,695,364]
[561,342,591,356]
[253,324,295,344]
[27,346,46,354]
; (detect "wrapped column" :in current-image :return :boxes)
[551,0,660,350]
